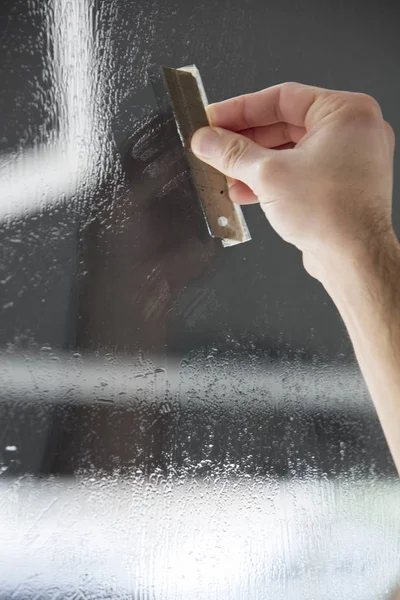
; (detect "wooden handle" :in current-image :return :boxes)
[162,65,251,247]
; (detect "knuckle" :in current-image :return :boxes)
[281,81,300,91]
[357,93,381,113]
[343,93,382,121]
[384,121,395,146]
[221,137,249,171]
[281,81,305,94]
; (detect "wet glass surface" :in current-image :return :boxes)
[1,0,400,598]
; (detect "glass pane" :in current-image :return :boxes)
[1,0,399,598]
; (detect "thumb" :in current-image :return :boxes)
[191,126,272,194]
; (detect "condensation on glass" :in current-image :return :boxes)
[0,0,400,599]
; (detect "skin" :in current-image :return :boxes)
[191,82,400,474]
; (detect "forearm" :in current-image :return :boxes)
[322,232,400,473]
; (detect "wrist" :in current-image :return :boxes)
[319,229,400,306]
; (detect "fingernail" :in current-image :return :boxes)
[205,104,216,125]
[191,127,220,158]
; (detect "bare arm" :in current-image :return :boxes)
[323,232,400,471]
[190,82,400,472]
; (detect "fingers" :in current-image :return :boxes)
[191,126,274,193]
[207,82,325,130]
[207,82,384,133]
[384,121,395,152]
[240,122,305,147]
[228,180,258,205]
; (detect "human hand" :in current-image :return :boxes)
[191,83,396,283]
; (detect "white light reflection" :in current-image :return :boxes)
[0,477,399,599]
[0,0,103,221]
[0,350,372,412]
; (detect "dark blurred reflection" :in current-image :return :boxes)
[41,108,218,475]
[75,109,218,353]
